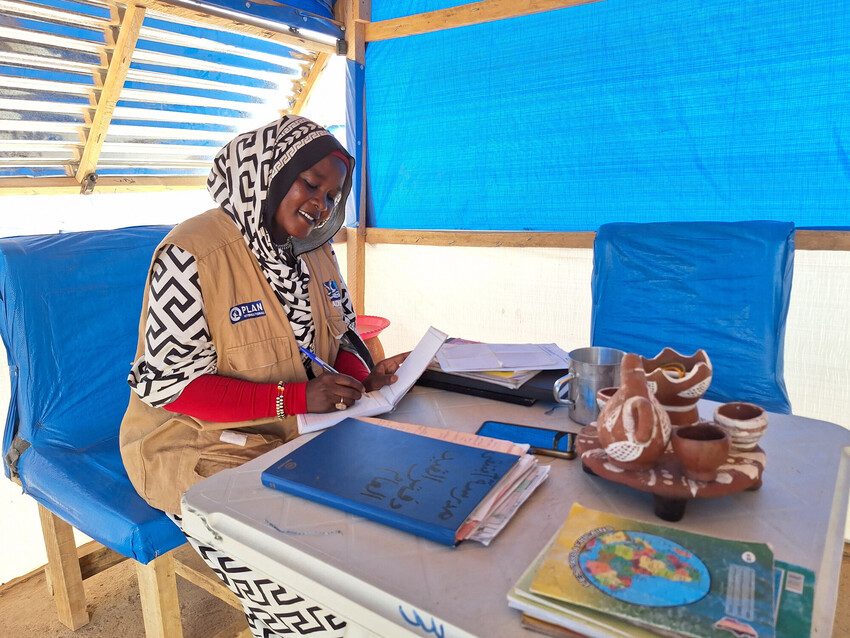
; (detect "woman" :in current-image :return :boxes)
[120,115,405,637]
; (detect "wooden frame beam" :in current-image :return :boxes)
[288,52,332,115]
[141,0,339,54]
[0,175,207,195]
[172,547,242,611]
[347,228,850,251]
[365,0,600,42]
[342,0,369,314]
[365,228,596,248]
[78,542,127,580]
[75,2,146,184]
[795,230,850,251]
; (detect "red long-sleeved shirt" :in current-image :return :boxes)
[164,349,369,421]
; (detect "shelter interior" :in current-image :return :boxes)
[1,0,849,636]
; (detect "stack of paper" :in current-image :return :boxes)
[508,504,814,638]
[427,362,542,390]
[436,341,570,373]
[427,338,569,390]
[263,417,549,547]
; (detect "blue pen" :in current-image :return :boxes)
[298,346,340,374]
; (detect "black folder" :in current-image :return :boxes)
[416,368,568,406]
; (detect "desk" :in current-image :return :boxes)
[182,388,850,637]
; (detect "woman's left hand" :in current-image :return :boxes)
[364,352,410,392]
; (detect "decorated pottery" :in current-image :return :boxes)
[596,386,618,411]
[596,353,672,471]
[641,347,713,426]
[577,425,766,522]
[671,424,730,482]
[714,402,768,451]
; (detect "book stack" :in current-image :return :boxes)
[427,364,542,391]
[262,417,550,546]
[416,338,571,407]
[508,504,815,638]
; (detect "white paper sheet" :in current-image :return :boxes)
[297,326,449,434]
[436,342,571,372]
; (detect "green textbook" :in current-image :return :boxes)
[528,504,776,638]
[773,561,815,638]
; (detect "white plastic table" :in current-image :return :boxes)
[182,387,850,637]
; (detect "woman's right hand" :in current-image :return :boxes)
[305,373,365,413]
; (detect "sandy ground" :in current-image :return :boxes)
[1,545,849,637]
[0,545,245,638]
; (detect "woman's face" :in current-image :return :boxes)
[273,155,347,242]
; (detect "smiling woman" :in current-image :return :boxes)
[118,114,407,638]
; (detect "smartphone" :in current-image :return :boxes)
[476,420,576,460]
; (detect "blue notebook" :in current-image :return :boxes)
[261,418,521,546]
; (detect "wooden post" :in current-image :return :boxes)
[75,2,146,186]
[340,0,370,315]
[135,553,184,638]
[37,505,89,629]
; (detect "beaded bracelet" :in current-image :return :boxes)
[275,382,286,420]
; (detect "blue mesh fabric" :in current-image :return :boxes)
[366,0,850,230]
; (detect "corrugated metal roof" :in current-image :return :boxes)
[0,0,342,185]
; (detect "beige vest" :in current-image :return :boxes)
[120,208,348,513]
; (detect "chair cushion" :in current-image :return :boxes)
[18,438,184,562]
[591,221,794,413]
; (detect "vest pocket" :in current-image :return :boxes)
[192,430,282,480]
[226,336,293,371]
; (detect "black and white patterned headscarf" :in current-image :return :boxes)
[207,116,356,356]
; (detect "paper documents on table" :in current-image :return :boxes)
[297,326,448,434]
[427,362,542,390]
[425,338,542,389]
[436,342,570,373]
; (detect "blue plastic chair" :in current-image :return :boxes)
[0,226,233,634]
[590,221,794,414]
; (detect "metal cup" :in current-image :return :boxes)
[553,347,625,425]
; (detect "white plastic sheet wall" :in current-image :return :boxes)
[345,244,850,432]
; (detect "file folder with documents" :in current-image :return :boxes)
[417,368,568,405]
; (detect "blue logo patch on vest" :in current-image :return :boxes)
[323,280,342,306]
[229,300,266,324]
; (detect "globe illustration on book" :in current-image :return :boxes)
[577,530,710,607]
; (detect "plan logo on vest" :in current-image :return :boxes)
[323,280,342,306]
[229,300,266,324]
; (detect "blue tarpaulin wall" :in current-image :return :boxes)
[365,0,850,230]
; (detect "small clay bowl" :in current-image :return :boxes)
[596,386,618,411]
[714,402,768,451]
[672,424,730,482]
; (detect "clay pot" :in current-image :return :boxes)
[714,402,768,451]
[595,386,618,411]
[641,348,713,426]
[672,424,730,482]
[596,353,671,471]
